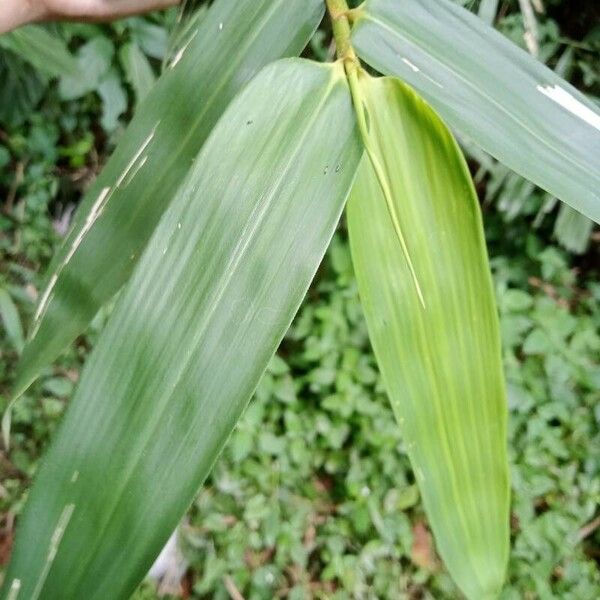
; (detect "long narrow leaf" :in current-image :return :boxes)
[347,75,509,600]
[1,59,362,600]
[12,0,323,400]
[351,0,600,223]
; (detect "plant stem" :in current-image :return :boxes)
[325,0,426,307]
[326,0,357,63]
[326,0,361,123]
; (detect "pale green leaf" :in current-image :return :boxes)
[12,0,324,400]
[164,3,209,70]
[553,204,593,255]
[1,58,362,600]
[119,42,156,104]
[97,69,128,131]
[58,37,114,101]
[478,0,499,25]
[352,0,600,223]
[347,74,509,600]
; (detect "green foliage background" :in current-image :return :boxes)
[0,1,598,598]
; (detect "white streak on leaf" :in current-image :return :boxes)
[31,504,75,600]
[170,35,195,69]
[121,156,147,189]
[402,57,420,72]
[423,74,444,89]
[116,124,159,187]
[401,58,443,89]
[64,186,112,266]
[71,470,79,483]
[537,84,600,131]
[7,579,21,600]
[48,504,75,561]
[31,186,111,339]
[33,274,58,323]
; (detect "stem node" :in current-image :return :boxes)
[326,0,358,64]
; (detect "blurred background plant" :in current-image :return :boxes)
[0,0,598,598]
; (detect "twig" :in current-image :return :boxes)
[531,0,545,13]
[223,575,245,600]
[576,516,600,543]
[518,0,540,56]
[5,161,24,212]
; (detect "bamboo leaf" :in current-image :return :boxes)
[351,0,600,223]
[164,2,209,70]
[11,0,324,401]
[0,58,362,600]
[347,75,509,600]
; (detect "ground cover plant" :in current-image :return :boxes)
[1,1,595,597]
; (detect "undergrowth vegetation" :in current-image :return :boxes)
[0,0,598,598]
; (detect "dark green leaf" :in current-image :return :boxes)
[0,50,46,128]
[1,58,362,600]
[352,0,600,222]
[12,0,324,400]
